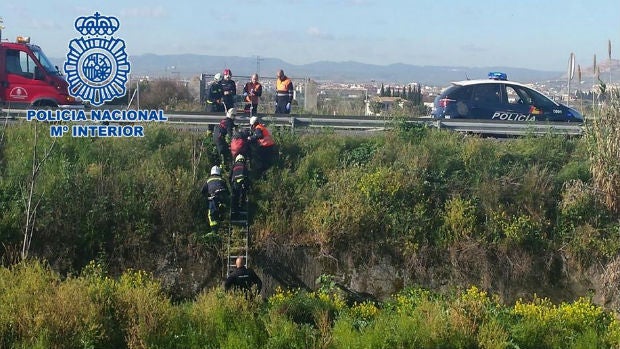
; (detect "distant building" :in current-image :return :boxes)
[365,96,405,116]
[304,78,318,113]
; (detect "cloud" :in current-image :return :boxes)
[326,0,372,6]
[459,44,487,52]
[204,9,236,23]
[4,4,29,16]
[345,0,371,5]
[307,27,334,40]
[29,19,61,30]
[71,6,95,15]
[120,6,166,18]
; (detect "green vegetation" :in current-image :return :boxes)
[1,89,619,347]
[254,124,619,267]
[1,102,619,274]
[1,104,619,267]
[1,261,619,348]
[0,124,214,270]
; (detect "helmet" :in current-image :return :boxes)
[223,68,231,76]
[235,154,245,162]
[210,165,221,176]
[213,73,222,82]
[226,108,236,120]
[249,116,258,126]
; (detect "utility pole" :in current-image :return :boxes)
[567,52,575,107]
[0,17,4,42]
[593,54,597,106]
[609,40,612,85]
[256,55,264,75]
[137,79,140,109]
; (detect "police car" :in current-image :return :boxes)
[431,72,583,122]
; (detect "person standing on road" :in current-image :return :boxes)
[206,73,224,113]
[221,68,237,111]
[243,73,263,116]
[275,69,293,114]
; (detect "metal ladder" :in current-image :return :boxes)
[226,192,250,276]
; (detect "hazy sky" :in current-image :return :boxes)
[1,0,618,71]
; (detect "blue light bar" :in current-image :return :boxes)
[488,72,507,80]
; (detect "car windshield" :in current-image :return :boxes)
[505,85,558,108]
[441,85,459,96]
[30,46,60,75]
[525,87,558,108]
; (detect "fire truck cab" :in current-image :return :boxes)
[0,36,82,109]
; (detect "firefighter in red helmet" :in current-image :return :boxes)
[221,68,237,111]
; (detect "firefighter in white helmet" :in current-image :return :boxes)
[213,108,237,166]
[230,154,249,216]
[206,73,224,113]
[201,165,228,235]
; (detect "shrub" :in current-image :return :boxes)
[0,261,108,348]
[262,312,316,349]
[113,269,177,348]
[265,287,345,349]
[332,311,419,349]
[186,289,265,349]
[267,288,343,328]
[486,210,545,248]
[511,296,618,349]
[477,319,511,349]
[137,79,195,110]
[441,196,479,243]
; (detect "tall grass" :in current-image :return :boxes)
[4,263,618,348]
[2,112,617,267]
[3,108,620,347]
[586,87,620,215]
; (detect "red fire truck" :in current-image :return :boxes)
[0,36,82,109]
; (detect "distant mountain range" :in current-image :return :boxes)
[51,54,620,86]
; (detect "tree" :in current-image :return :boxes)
[22,123,56,260]
[409,84,422,105]
[136,79,195,110]
[370,100,383,115]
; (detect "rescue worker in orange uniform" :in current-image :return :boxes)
[275,69,293,114]
[243,73,263,116]
[247,116,276,175]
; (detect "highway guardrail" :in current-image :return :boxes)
[1,109,584,136]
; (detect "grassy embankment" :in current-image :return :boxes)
[0,89,619,347]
